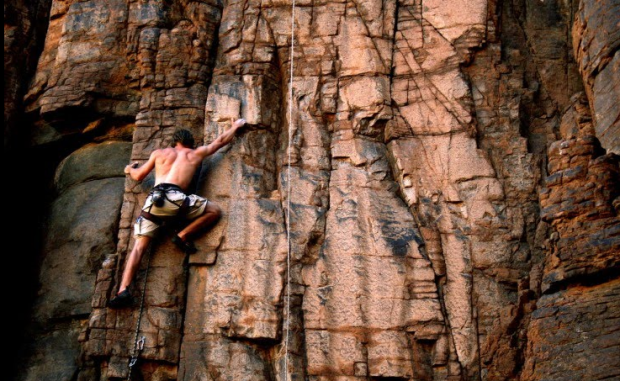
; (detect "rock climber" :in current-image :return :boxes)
[108,118,246,308]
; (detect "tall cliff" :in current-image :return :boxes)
[5,0,619,380]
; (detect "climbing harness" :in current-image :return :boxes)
[139,183,191,226]
[283,0,296,377]
[127,243,153,381]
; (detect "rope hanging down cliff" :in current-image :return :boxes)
[284,0,297,377]
[127,243,152,381]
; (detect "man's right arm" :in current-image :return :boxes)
[125,150,157,181]
[195,118,246,159]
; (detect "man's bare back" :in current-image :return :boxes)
[153,147,202,190]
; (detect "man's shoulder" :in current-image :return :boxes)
[153,147,175,155]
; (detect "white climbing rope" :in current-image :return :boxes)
[284,0,296,378]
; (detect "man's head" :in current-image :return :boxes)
[172,128,195,148]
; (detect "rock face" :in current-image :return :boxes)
[521,279,620,381]
[573,0,620,154]
[8,0,619,381]
[522,100,620,381]
[19,141,130,381]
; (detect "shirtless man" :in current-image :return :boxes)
[108,118,246,308]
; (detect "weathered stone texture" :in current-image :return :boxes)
[573,0,620,153]
[17,141,130,381]
[42,142,129,318]
[12,0,620,380]
[540,136,620,291]
[521,278,620,381]
[521,61,620,381]
[24,0,138,117]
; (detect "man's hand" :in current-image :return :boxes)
[232,118,246,131]
[125,162,139,174]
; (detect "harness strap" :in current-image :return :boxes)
[178,196,191,218]
[139,210,164,225]
[153,183,185,193]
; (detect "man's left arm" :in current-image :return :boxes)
[125,151,157,181]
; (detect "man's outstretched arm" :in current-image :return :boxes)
[195,118,246,159]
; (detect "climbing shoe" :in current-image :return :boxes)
[108,289,133,309]
[172,235,198,254]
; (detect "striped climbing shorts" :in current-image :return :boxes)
[134,186,208,238]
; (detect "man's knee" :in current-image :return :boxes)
[133,236,151,253]
[206,202,222,219]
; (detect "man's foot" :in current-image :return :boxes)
[108,289,133,309]
[172,235,197,254]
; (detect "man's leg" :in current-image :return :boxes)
[109,235,152,308]
[176,202,221,242]
[118,235,152,293]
